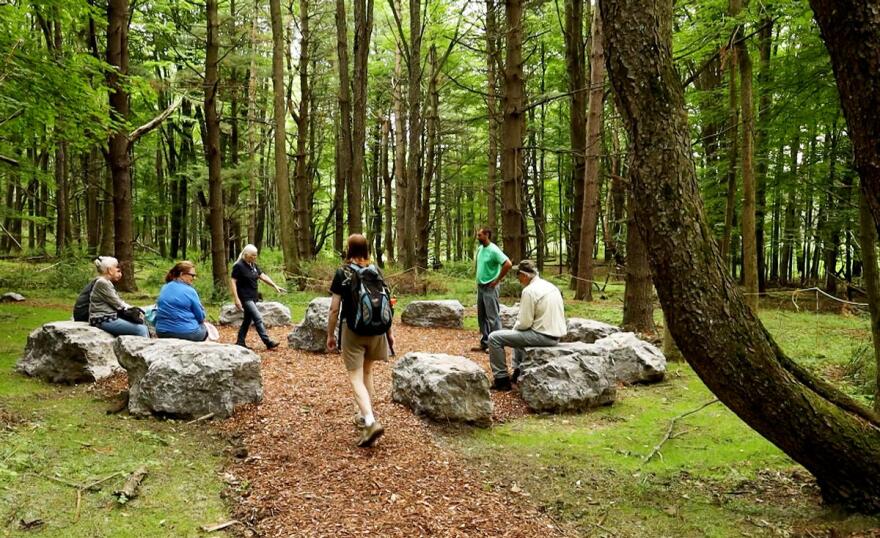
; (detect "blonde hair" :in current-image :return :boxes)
[238,244,258,262]
[94,256,119,275]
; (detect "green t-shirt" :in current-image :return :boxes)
[476,242,509,284]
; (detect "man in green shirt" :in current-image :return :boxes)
[472,227,512,352]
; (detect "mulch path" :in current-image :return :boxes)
[215,323,570,538]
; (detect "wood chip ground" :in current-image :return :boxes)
[216,323,568,537]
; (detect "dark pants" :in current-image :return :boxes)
[237,300,271,346]
[477,284,501,349]
[157,324,208,342]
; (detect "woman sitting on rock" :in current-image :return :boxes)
[155,261,208,342]
[89,256,149,338]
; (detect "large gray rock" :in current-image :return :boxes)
[518,349,616,413]
[499,304,519,330]
[114,337,262,418]
[16,321,121,383]
[401,300,464,328]
[288,297,332,352]
[1,292,25,302]
[561,318,620,343]
[392,352,492,426]
[592,332,666,384]
[219,301,291,328]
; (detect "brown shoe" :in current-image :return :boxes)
[470,346,489,353]
[357,421,385,447]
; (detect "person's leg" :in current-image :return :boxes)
[476,286,488,349]
[485,286,501,334]
[487,329,520,381]
[236,303,253,345]
[511,330,558,370]
[158,325,208,342]
[244,300,274,346]
[347,366,374,420]
[363,358,376,409]
[99,318,149,338]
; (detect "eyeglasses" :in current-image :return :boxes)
[186,273,197,278]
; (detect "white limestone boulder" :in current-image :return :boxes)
[401,300,464,328]
[592,332,666,384]
[219,301,291,328]
[114,337,263,418]
[288,297,332,352]
[16,321,121,383]
[392,352,492,426]
[561,318,620,344]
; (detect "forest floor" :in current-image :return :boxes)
[2,257,880,536]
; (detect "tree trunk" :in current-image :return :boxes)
[500,0,526,263]
[486,0,499,231]
[575,4,604,301]
[392,47,406,262]
[859,190,880,413]
[404,0,423,270]
[205,0,227,295]
[335,0,353,251]
[382,116,394,263]
[564,0,587,284]
[269,0,299,278]
[418,45,439,269]
[295,0,313,258]
[601,0,880,512]
[107,0,136,290]
[720,37,739,266]
[754,15,773,292]
[350,0,372,235]
[809,0,880,246]
[622,189,655,333]
[780,136,800,286]
[735,0,758,312]
[246,0,259,244]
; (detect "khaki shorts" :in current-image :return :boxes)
[341,325,389,371]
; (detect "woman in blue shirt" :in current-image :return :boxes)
[155,261,208,341]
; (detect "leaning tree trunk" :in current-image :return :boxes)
[269,0,299,278]
[205,0,227,295]
[600,0,880,512]
[575,3,604,301]
[809,0,880,244]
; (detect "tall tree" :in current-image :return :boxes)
[403,0,423,269]
[500,0,526,263]
[294,0,313,258]
[270,0,299,278]
[335,0,353,250]
[601,0,880,512]
[205,0,226,294]
[486,0,499,231]
[563,0,587,282]
[350,0,373,235]
[575,3,604,301]
[858,190,880,413]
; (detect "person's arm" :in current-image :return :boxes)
[258,273,287,293]
[189,288,206,323]
[326,293,342,351]
[230,277,243,310]
[490,258,513,288]
[94,278,129,310]
[514,286,535,331]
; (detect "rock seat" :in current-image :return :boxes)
[401,300,464,328]
[16,321,121,383]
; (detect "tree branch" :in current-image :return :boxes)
[128,97,183,146]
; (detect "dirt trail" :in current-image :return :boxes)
[218,324,568,537]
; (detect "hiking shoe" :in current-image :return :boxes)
[511,368,521,385]
[470,346,489,353]
[357,421,385,447]
[353,414,366,428]
[490,376,512,392]
[265,340,280,350]
[235,342,250,350]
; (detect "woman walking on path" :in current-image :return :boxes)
[230,244,286,350]
[155,261,208,342]
[88,256,149,338]
[326,234,395,448]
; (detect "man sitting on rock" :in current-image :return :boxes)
[487,260,566,391]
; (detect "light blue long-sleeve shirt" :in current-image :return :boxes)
[155,280,206,334]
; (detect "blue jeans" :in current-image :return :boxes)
[488,329,559,380]
[97,318,149,338]
[477,284,501,349]
[236,300,271,346]
[157,324,207,342]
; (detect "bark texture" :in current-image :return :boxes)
[601,0,880,512]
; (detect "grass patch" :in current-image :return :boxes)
[0,302,229,537]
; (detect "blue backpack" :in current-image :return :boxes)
[345,263,393,336]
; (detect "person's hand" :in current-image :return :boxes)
[386,333,395,353]
[275,285,287,294]
[326,334,337,352]
[235,299,243,311]
[488,279,499,288]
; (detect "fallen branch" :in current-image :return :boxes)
[201,520,239,533]
[643,399,719,464]
[32,472,82,490]
[114,466,148,504]
[82,471,124,492]
[186,412,215,425]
